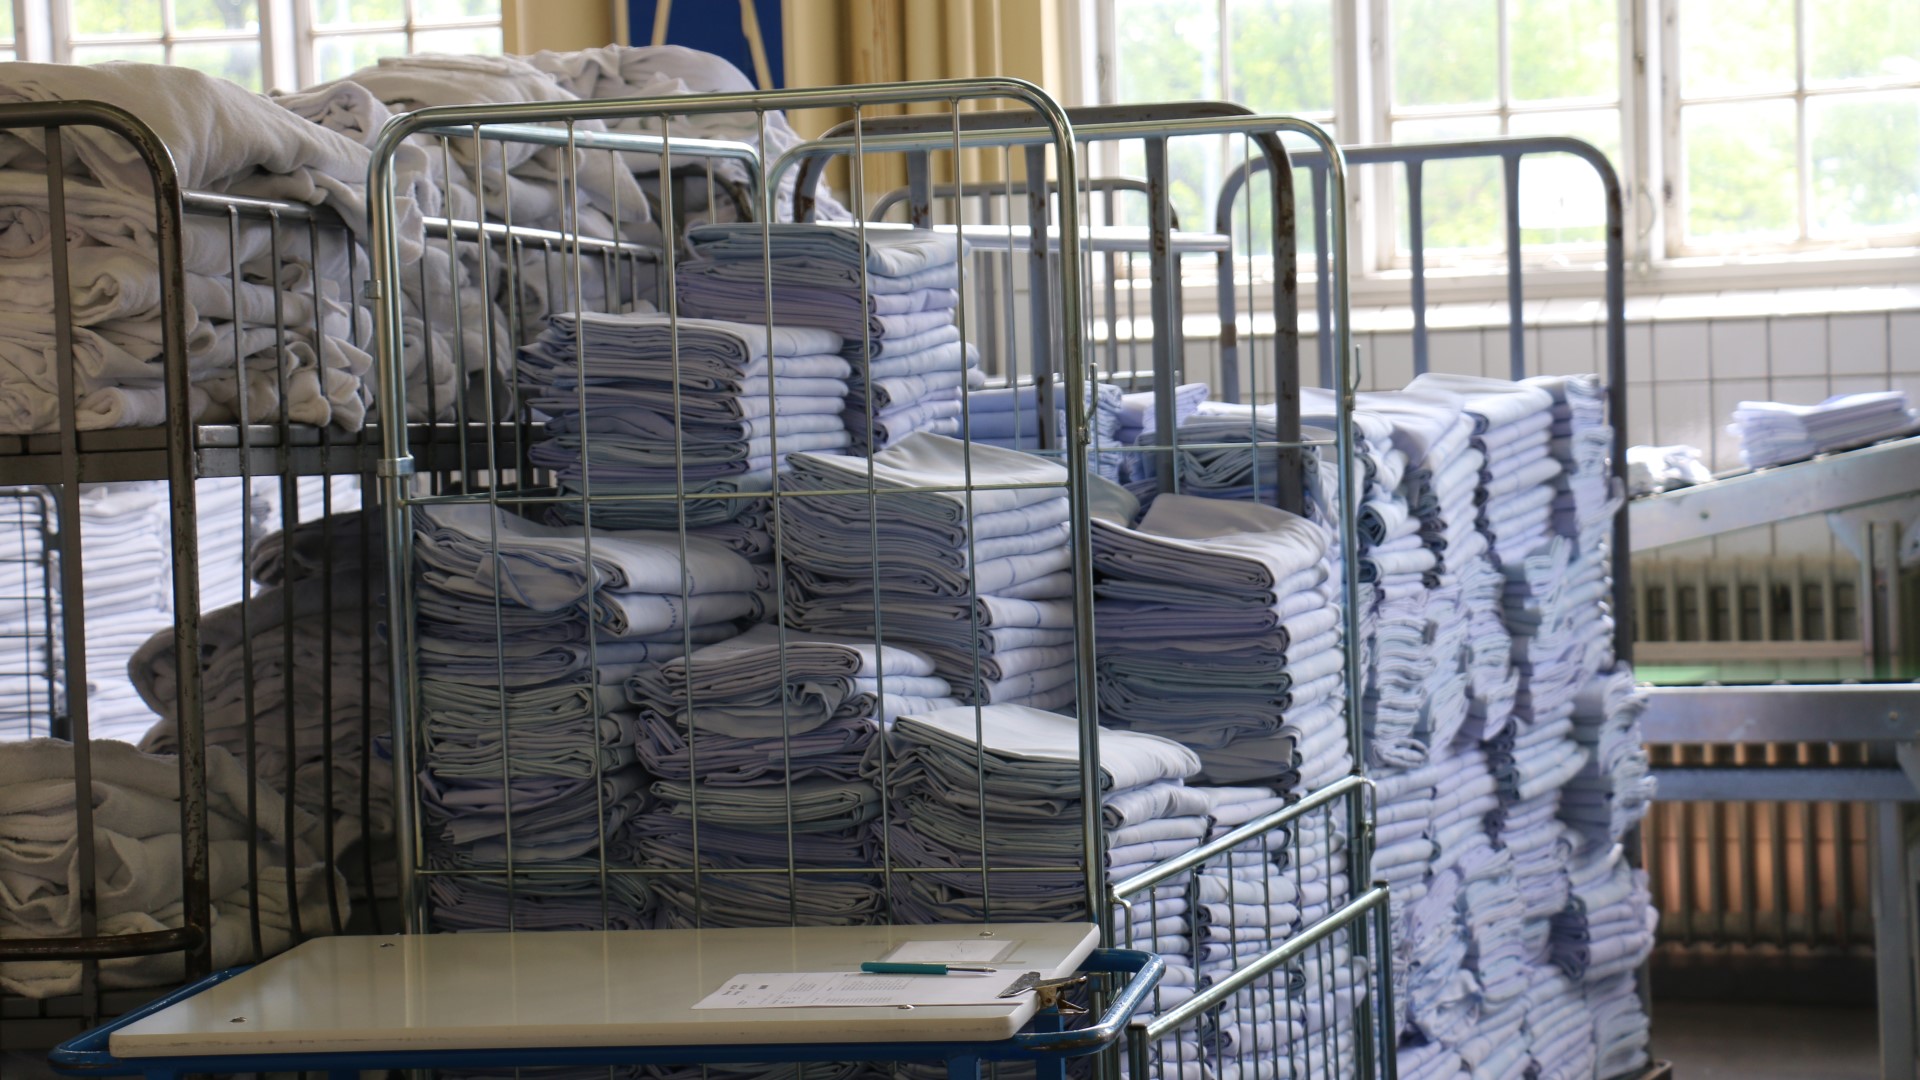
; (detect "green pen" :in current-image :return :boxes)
[860,962,998,975]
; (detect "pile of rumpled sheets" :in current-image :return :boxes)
[677,223,980,453]
[1730,390,1919,468]
[0,737,342,997]
[407,501,762,930]
[134,507,393,862]
[520,312,850,531]
[778,433,1078,709]
[625,624,958,928]
[1092,491,1348,787]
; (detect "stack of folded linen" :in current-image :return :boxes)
[1589,968,1654,1078]
[1161,401,1334,504]
[1456,838,1530,1030]
[0,491,56,740]
[406,502,756,929]
[1400,865,1478,1052]
[1527,373,1618,541]
[0,62,392,434]
[778,434,1077,709]
[1500,536,1616,736]
[1091,492,1347,786]
[1118,381,1211,490]
[1561,663,1656,854]
[193,478,255,615]
[1408,373,1561,568]
[1484,709,1588,963]
[0,738,343,998]
[873,702,1204,927]
[676,223,979,454]
[625,624,958,928]
[1370,759,1448,920]
[1397,1038,1469,1080]
[1198,920,1366,1080]
[134,524,393,857]
[1730,390,1920,468]
[1551,845,1656,987]
[427,873,654,934]
[520,312,850,531]
[966,381,1127,482]
[1364,388,1485,574]
[1522,963,1598,1080]
[60,485,171,743]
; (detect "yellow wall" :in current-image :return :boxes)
[502,0,618,55]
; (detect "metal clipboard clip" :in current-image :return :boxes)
[996,972,1090,1015]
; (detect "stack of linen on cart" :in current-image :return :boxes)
[0,62,392,434]
[406,502,761,930]
[1160,400,1316,502]
[625,624,959,928]
[967,380,1128,482]
[520,312,851,533]
[1117,381,1210,485]
[134,507,393,868]
[1091,493,1347,787]
[778,434,1078,710]
[1407,374,1562,569]
[48,485,173,743]
[874,702,1204,936]
[0,738,342,997]
[677,223,979,454]
[1729,390,1919,468]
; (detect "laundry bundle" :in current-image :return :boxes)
[1407,373,1561,568]
[1521,963,1598,1080]
[1498,536,1616,736]
[0,738,343,997]
[677,223,980,453]
[1588,968,1654,1078]
[0,62,402,434]
[777,433,1078,709]
[133,515,392,860]
[873,703,1204,930]
[526,44,850,223]
[1161,400,1329,503]
[407,502,757,929]
[625,624,958,928]
[1730,390,1920,469]
[1560,663,1656,854]
[520,312,851,531]
[966,380,1127,482]
[1118,382,1211,455]
[1625,442,1711,495]
[1091,492,1348,787]
[1527,374,1619,541]
[1550,844,1656,986]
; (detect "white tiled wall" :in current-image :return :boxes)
[1101,299,1920,559]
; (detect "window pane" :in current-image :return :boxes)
[311,0,404,29]
[1392,0,1497,108]
[71,43,167,65]
[314,31,405,81]
[1682,99,1798,244]
[1679,0,1795,98]
[1226,0,1334,115]
[1809,0,1920,85]
[415,0,502,21]
[1809,92,1920,235]
[0,50,14,61]
[1509,0,1617,103]
[1394,115,1503,251]
[1114,0,1220,102]
[67,0,161,37]
[0,3,13,40]
[1508,109,1620,244]
[173,41,262,91]
[174,0,260,33]
[412,25,503,55]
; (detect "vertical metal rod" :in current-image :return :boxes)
[1406,160,1429,376]
[1311,164,1332,389]
[226,207,265,962]
[45,125,102,1017]
[1872,802,1918,1080]
[1502,153,1525,379]
[905,150,933,227]
[1266,140,1303,516]
[1026,143,1056,416]
[1143,137,1177,493]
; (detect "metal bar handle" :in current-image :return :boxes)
[1008,948,1166,1055]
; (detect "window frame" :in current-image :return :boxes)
[1089,0,1920,293]
[51,0,278,89]
[295,0,504,87]
[1658,0,1920,259]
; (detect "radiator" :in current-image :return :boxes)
[1633,554,1876,952]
